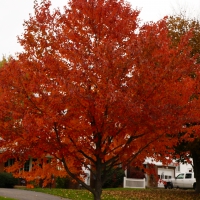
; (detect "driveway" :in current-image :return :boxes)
[0,188,70,200]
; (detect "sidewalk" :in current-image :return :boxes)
[0,188,70,200]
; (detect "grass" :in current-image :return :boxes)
[0,197,17,200]
[28,187,200,200]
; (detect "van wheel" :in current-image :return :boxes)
[193,183,196,190]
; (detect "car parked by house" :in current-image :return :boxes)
[165,172,196,189]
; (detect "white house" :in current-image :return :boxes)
[175,162,193,176]
[145,158,193,188]
[126,158,193,188]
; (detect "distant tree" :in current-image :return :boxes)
[0,1,199,199]
[0,56,8,68]
[166,15,200,192]
[167,15,200,61]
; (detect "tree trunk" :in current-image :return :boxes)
[94,181,102,200]
[92,156,102,200]
[192,152,200,193]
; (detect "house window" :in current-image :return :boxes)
[24,160,30,172]
[4,159,15,167]
[176,165,180,172]
[4,161,9,167]
[164,175,172,179]
[10,159,15,165]
[46,157,51,164]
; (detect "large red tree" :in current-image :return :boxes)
[0,0,199,199]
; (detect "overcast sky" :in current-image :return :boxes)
[1,0,200,57]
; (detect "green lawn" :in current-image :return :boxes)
[29,188,200,200]
[0,197,17,200]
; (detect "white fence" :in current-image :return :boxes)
[123,177,145,189]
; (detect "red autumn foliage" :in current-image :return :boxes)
[0,0,200,199]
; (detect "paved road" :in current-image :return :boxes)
[0,188,70,200]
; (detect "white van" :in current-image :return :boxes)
[165,172,196,189]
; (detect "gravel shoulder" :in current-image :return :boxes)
[0,188,70,200]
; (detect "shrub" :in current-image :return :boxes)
[56,177,68,188]
[0,172,18,188]
[128,167,145,179]
[103,168,125,188]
